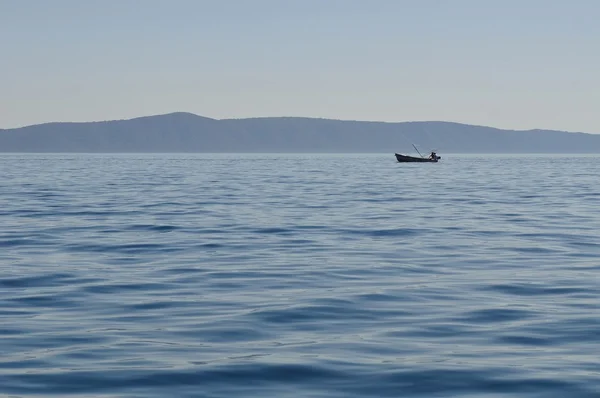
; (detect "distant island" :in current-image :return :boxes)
[1,112,599,153]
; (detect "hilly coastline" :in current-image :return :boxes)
[1,112,598,153]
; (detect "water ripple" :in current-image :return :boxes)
[1,153,600,397]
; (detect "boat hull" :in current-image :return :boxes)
[395,153,439,163]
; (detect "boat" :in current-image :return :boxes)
[395,153,440,163]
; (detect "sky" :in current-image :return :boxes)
[1,0,599,132]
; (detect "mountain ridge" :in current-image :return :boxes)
[1,112,598,153]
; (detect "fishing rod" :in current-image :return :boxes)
[397,125,434,159]
[412,143,425,158]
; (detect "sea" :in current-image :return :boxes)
[1,153,599,398]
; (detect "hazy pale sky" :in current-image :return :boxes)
[1,0,599,132]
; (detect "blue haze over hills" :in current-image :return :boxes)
[0,112,599,153]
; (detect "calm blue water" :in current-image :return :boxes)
[1,153,599,398]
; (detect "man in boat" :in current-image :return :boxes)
[429,151,438,160]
